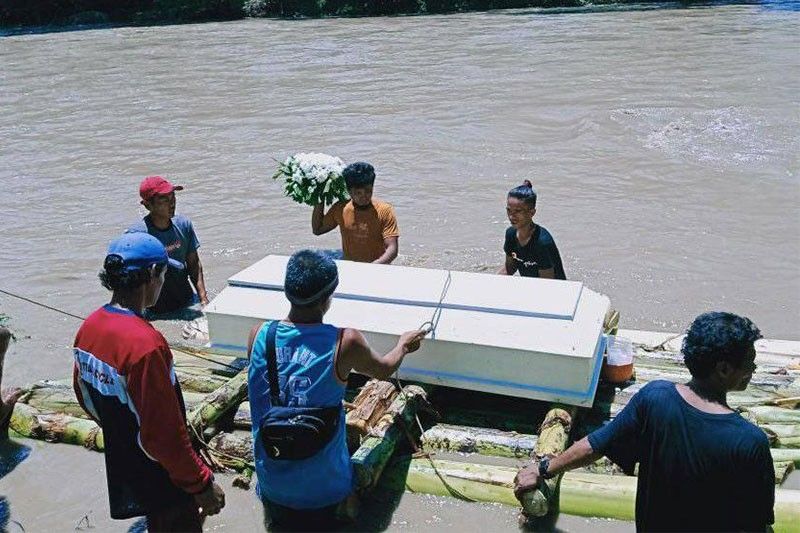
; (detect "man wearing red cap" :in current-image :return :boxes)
[127,176,209,315]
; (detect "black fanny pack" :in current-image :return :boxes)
[258,321,342,461]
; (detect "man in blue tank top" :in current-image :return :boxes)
[513,312,774,532]
[248,250,426,530]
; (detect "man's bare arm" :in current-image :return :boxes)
[337,328,424,381]
[185,250,209,306]
[312,203,338,236]
[514,437,600,500]
[498,255,517,275]
[373,236,398,264]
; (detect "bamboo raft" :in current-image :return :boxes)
[7,329,800,531]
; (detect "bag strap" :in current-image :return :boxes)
[264,320,281,407]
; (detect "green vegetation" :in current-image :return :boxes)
[1,0,244,28]
[245,0,584,17]
[2,0,625,28]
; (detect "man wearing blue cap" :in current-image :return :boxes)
[73,232,225,531]
[128,175,209,315]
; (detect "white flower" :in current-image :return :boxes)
[274,152,348,206]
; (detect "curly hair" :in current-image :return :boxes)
[682,312,762,378]
[99,255,165,292]
[342,162,375,189]
[284,249,339,308]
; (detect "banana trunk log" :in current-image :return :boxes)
[19,381,86,418]
[234,401,251,429]
[743,406,800,425]
[345,379,399,451]
[187,370,249,438]
[206,431,253,471]
[381,457,800,532]
[172,347,246,393]
[10,402,104,451]
[771,448,800,466]
[762,424,800,439]
[774,461,795,484]
[421,423,537,458]
[350,385,427,490]
[232,394,417,454]
[776,437,800,449]
[19,381,208,419]
[175,366,232,394]
[521,405,576,518]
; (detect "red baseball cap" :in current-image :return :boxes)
[139,176,184,201]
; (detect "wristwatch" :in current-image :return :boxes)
[538,456,556,480]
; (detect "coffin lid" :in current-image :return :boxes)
[228,255,583,320]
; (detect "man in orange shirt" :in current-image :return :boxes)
[311,162,399,264]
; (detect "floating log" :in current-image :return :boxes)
[233,401,251,429]
[421,423,537,458]
[18,381,208,418]
[350,385,427,490]
[227,390,414,453]
[187,370,249,437]
[206,431,252,471]
[633,365,797,390]
[175,366,231,394]
[762,424,800,439]
[10,402,104,451]
[381,457,800,531]
[771,448,800,466]
[345,379,398,450]
[19,381,86,418]
[775,461,794,484]
[520,405,575,518]
[744,406,800,425]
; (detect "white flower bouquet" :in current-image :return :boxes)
[272,152,349,206]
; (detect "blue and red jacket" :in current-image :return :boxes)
[73,305,212,519]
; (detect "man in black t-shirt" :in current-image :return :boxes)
[514,312,774,532]
[502,224,566,280]
[498,181,566,280]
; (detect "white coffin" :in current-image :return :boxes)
[205,255,610,407]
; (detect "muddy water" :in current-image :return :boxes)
[1,2,798,530]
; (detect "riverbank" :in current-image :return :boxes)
[2,0,691,30]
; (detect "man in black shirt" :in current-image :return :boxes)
[514,311,774,532]
[498,180,565,280]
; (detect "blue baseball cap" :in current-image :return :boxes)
[106,232,184,273]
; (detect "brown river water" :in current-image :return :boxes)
[1,2,799,531]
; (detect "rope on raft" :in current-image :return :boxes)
[0,287,243,372]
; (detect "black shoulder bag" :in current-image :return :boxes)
[259,321,342,460]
